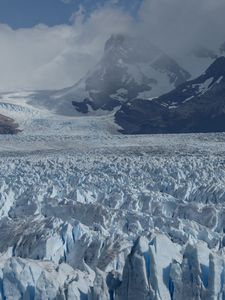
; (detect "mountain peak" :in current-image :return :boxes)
[104,34,127,52]
[48,35,191,114]
[103,34,160,64]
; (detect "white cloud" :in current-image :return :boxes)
[0,0,224,91]
[0,6,132,91]
[137,0,225,56]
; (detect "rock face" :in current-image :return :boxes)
[0,114,20,134]
[115,56,225,134]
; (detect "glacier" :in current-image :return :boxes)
[0,91,225,299]
[0,133,225,299]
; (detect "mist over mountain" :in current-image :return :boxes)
[62,34,190,113]
[27,33,191,115]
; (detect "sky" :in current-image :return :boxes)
[0,0,224,91]
[0,0,143,29]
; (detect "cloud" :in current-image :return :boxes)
[0,6,132,91]
[61,0,72,3]
[0,0,224,91]
[137,0,225,56]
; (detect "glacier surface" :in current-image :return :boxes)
[0,92,225,299]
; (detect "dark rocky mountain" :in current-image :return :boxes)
[47,34,190,115]
[0,114,20,134]
[115,56,225,134]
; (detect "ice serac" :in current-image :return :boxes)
[116,237,152,300]
[116,234,181,300]
[1,234,225,299]
[115,235,225,300]
[0,257,91,300]
[116,56,225,134]
[170,243,225,300]
[88,268,109,300]
[0,140,225,299]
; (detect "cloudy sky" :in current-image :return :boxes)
[0,0,224,91]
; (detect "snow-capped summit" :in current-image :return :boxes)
[103,34,160,64]
[37,34,190,115]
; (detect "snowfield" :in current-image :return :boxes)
[0,92,225,299]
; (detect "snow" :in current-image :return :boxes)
[0,91,225,298]
[192,77,214,95]
[183,95,194,103]
[138,62,175,98]
[110,88,128,101]
[216,75,224,84]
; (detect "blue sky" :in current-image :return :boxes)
[0,0,143,29]
[0,0,224,92]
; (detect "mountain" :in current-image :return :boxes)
[69,34,190,113]
[32,34,190,115]
[115,56,225,134]
[0,114,20,134]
